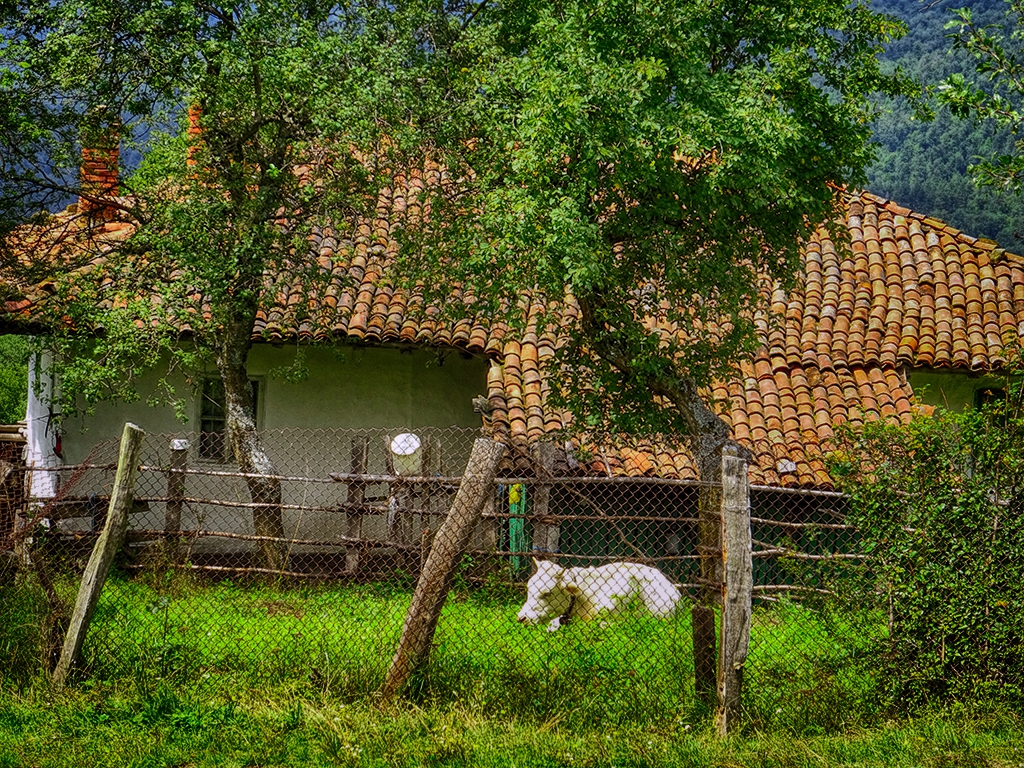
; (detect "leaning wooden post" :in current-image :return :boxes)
[716,447,752,736]
[53,422,145,688]
[380,437,505,700]
[164,438,188,561]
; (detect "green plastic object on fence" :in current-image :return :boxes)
[508,483,527,576]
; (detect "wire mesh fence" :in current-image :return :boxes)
[17,428,713,719]
[746,486,872,731]
[0,425,963,728]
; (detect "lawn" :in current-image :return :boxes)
[1,570,1021,766]
[0,683,1020,767]
[2,569,883,734]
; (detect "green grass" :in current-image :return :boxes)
[0,683,1020,767]
[745,599,888,734]
[0,569,908,734]
[73,572,705,728]
[2,571,1022,764]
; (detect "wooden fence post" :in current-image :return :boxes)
[380,437,505,700]
[345,433,368,575]
[164,438,188,561]
[53,422,145,688]
[530,442,560,555]
[716,447,752,736]
[693,450,723,706]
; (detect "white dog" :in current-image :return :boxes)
[516,558,682,631]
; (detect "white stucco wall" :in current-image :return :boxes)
[30,343,490,553]
[59,343,490,463]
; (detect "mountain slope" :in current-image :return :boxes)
[868,0,1024,250]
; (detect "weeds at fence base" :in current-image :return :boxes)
[0,681,1020,768]
[0,567,941,736]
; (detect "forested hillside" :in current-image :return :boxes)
[868,0,1024,250]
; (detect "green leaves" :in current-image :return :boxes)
[2,1,428,416]
[939,0,1024,192]
[393,0,916,438]
[0,335,29,423]
[828,378,1024,708]
[3,0,916,447]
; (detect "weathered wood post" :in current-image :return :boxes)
[345,433,368,575]
[380,437,505,700]
[716,447,752,736]
[693,464,723,705]
[477,486,500,582]
[164,438,188,561]
[389,480,414,571]
[387,434,416,572]
[54,422,145,688]
[530,441,560,554]
[479,489,498,552]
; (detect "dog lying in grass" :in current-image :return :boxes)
[516,558,682,631]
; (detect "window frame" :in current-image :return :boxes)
[195,374,265,464]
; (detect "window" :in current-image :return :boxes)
[198,376,260,462]
[974,386,1006,411]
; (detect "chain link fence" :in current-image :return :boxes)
[746,485,874,731]
[0,426,944,728]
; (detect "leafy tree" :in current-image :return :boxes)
[397,0,916,485]
[384,4,917,687]
[938,0,1024,193]
[1,0,915,573]
[0,0,455,568]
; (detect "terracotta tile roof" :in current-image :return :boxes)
[486,343,919,487]
[253,217,508,356]
[2,190,509,356]
[4,188,1021,488]
[771,192,1024,372]
[483,190,1023,487]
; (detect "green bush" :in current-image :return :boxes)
[828,386,1024,709]
[0,335,28,424]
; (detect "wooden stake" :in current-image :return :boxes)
[692,604,718,704]
[164,438,188,561]
[716,449,752,736]
[53,422,145,688]
[530,442,560,554]
[345,434,368,575]
[380,438,505,700]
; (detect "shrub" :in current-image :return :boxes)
[828,385,1024,709]
[0,335,28,424]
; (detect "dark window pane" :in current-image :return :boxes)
[975,387,1005,410]
[198,376,259,462]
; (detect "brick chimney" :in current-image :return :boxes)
[186,102,203,173]
[78,109,120,221]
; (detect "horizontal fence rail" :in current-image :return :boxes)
[0,426,898,730]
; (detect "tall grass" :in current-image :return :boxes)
[0,682,1020,768]
[2,568,889,733]
[745,599,887,733]
[0,577,56,689]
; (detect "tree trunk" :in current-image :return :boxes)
[217,320,287,572]
[576,290,749,705]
